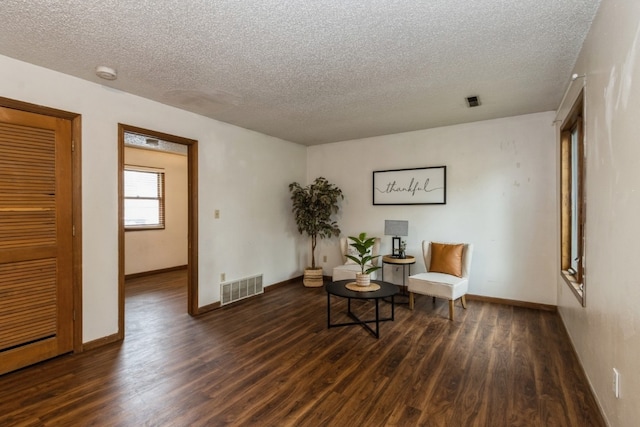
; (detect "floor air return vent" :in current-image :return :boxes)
[221,274,263,305]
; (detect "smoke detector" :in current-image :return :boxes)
[95,65,117,80]
[466,95,481,107]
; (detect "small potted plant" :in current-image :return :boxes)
[289,177,343,287]
[346,232,381,287]
[398,240,407,259]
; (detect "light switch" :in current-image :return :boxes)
[214,209,220,219]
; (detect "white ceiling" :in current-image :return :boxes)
[0,0,601,145]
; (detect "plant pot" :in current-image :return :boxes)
[355,273,371,287]
[303,267,324,287]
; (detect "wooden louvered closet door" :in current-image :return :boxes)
[0,106,74,375]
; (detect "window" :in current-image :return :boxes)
[124,167,165,230]
[560,92,586,305]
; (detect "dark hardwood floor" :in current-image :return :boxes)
[0,270,604,426]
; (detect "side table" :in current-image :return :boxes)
[381,255,415,294]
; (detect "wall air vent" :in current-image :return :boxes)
[466,96,481,107]
[221,274,263,305]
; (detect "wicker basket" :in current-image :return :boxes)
[303,267,323,287]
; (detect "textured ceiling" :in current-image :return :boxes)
[0,0,601,145]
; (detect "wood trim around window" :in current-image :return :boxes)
[559,90,586,306]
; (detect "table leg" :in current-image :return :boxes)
[391,294,395,320]
[327,292,331,329]
[399,264,411,294]
[375,298,380,338]
[403,265,407,288]
[327,291,394,338]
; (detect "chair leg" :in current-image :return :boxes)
[432,296,436,304]
[448,300,454,321]
[409,292,415,310]
[461,295,467,309]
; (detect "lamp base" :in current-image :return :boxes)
[392,236,401,257]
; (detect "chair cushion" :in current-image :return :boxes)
[430,243,463,277]
[332,264,378,281]
[408,272,469,300]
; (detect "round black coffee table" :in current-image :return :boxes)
[326,280,398,338]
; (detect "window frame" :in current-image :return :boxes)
[124,166,165,231]
[560,91,586,306]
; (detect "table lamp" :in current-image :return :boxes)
[384,220,408,258]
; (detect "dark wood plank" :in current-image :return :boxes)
[0,270,605,426]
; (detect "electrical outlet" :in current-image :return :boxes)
[220,273,225,282]
[613,368,620,398]
[323,255,327,262]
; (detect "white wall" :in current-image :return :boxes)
[124,147,188,275]
[309,111,558,305]
[6,7,637,420]
[556,1,640,425]
[0,54,307,343]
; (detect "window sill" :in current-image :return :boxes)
[125,226,165,232]
[561,270,585,306]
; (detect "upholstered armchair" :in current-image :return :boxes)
[408,241,473,320]
[332,237,381,282]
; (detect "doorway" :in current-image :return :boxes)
[118,124,198,339]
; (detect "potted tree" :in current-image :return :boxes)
[346,232,381,287]
[289,177,343,287]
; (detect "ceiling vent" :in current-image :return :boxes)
[466,96,481,107]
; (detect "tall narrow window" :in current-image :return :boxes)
[560,92,585,305]
[124,167,165,230]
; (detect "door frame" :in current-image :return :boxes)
[0,96,83,353]
[118,124,199,338]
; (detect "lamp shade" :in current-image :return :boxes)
[384,220,408,236]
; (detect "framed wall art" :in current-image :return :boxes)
[372,166,446,205]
